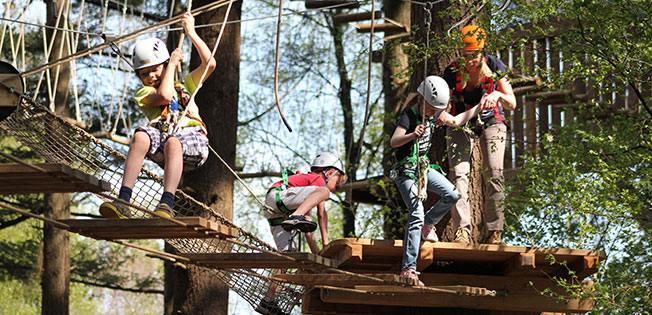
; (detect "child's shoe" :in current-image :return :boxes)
[281,215,317,233]
[153,203,175,218]
[255,299,288,315]
[99,201,131,219]
[399,268,425,286]
[421,224,438,242]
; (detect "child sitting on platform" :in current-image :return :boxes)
[100,12,215,219]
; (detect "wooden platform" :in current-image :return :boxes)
[59,217,240,240]
[301,238,605,314]
[320,238,604,278]
[182,252,334,269]
[0,163,111,194]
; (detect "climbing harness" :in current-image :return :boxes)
[391,107,446,201]
[267,169,293,226]
[451,57,506,136]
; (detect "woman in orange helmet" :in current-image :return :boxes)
[437,25,516,245]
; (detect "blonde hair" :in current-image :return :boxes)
[458,55,494,90]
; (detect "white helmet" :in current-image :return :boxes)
[132,38,170,70]
[417,75,450,109]
[310,152,345,175]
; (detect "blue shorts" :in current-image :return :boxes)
[135,125,209,169]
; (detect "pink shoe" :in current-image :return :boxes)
[399,268,425,286]
[421,224,438,242]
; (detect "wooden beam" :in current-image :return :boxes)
[504,252,536,276]
[353,285,490,296]
[277,273,418,286]
[331,243,363,267]
[356,23,406,34]
[318,282,595,313]
[333,11,381,24]
[304,0,359,9]
[182,252,334,269]
[59,217,239,240]
[0,163,111,194]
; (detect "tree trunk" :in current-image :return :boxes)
[42,194,71,315]
[326,15,356,237]
[407,1,487,244]
[164,1,242,314]
[381,0,411,240]
[42,1,71,314]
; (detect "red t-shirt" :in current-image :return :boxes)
[268,172,326,191]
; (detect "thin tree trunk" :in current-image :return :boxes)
[42,1,71,314]
[326,15,356,237]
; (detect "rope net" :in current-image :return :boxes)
[0,96,304,313]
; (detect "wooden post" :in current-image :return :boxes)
[512,45,525,167]
[333,11,382,24]
[549,38,562,129]
[536,38,549,155]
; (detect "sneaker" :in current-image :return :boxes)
[421,224,438,242]
[399,268,425,286]
[255,299,288,315]
[454,227,471,244]
[99,201,131,219]
[153,203,175,218]
[487,230,506,246]
[281,215,317,233]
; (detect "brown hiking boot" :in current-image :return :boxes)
[99,201,131,219]
[487,230,507,246]
[153,203,175,218]
[453,228,471,244]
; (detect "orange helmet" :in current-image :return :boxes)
[461,25,486,51]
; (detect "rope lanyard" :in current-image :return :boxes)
[417,2,432,201]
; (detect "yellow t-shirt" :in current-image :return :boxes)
[134,73,206,134]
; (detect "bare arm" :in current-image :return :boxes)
[437,105,482,127]
[484,78,516,111]
[181,12,216,85]
[390,125,425,148]
[317,201,328,247]
[141,50,182,107]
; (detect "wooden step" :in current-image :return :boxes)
[182,252,334,269]
[0,163,111,194]
[59,217,240,240]
[356,23,407,34]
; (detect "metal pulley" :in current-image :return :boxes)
[0,61,24,121]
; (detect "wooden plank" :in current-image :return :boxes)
[317,273,596,313]
[332,11,381,24]
[183,252,334,269]
[525,99,537,156]
[304,0,359,9]
[331,243,363,267]
[356,23,406,34]
[59,217,239,239]
[353,285,489,296]
[277,273,417,286]
[0,163,110,194]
